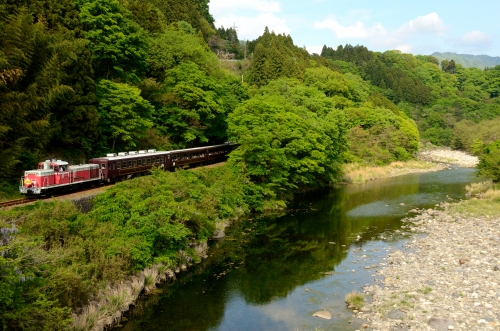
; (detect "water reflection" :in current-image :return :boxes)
[122,168,478,331]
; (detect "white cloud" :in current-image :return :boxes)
[458,30,492,49]
[305,45,324,55]
[215,13,291,41]
[398,12,447,36]
[210,0,281,16]
[313,17,386,39]
[314,12,448,54]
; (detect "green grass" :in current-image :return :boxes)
[345,291,365,309]
[418,287,432,295]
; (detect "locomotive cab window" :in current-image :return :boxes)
[101,163,106,169]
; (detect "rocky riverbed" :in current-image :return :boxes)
[357,204,500,331]
[417,148,479,168]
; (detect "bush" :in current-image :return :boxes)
[477,140,500,182]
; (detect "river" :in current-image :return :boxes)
[121,167,479,331]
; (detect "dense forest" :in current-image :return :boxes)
[2,0,499,195]
[1,0,500,329]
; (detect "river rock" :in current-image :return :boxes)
[313,310,331,319]
[494,264,500,271]
[427,317,456,331]
[386,310,406,320]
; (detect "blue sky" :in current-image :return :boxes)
[209,0,500,56]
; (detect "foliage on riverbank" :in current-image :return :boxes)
[0,164,264,330]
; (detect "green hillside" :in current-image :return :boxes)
[431,52,500,69]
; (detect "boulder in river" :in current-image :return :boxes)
[313,310,332,319]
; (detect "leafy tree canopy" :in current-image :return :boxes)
[97,80,154,151]
[78,0,148,81]
[228,79,348,198]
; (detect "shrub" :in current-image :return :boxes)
[345,291,365,309]
[477,140,500,182]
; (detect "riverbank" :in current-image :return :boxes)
[357,187,500,330]
[343,148,478,183]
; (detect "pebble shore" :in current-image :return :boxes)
[355,150,500,330]
[359,207,500,331]
[417,148,479,168]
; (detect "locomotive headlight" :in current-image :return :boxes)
[24,178,32,187]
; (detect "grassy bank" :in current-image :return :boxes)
[342,160,444,183]
[0,164,273,330]
[451,180,500,216]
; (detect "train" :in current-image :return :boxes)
[19,143,237,197]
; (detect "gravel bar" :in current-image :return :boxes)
[357,204,500,331]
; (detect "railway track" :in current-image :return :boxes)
[0,198,33,208]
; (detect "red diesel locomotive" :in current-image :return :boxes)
[20,143,236,197]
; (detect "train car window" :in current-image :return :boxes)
[138,159,142,166]
[133,160,137,167]
[128,161,132,167]
[122,161,127,168]
[143,158,147,165]
[156,157,160,163]
[101,163,106,169]
[147,158,151,164]
[160,156,164,162]
[117,162,121,169]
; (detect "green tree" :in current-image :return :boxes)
[146,24,219,81]
[97,80,154,151]
[249,29,310,86]
[79,0,148,81]
[139,0,215,40]
[155,62,228,146]
[476,140,500,181]
[0,8,81,178]
[228,79,347,197]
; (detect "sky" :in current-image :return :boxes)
[209,0,500,57]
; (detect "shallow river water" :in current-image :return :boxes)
[122,167,479,331]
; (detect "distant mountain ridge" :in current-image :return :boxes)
[431,52,500,69]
